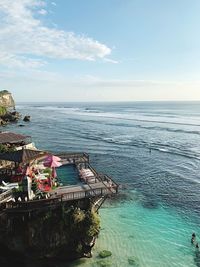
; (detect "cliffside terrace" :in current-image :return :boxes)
[0,151,118,213]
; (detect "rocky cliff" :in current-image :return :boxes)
[0,199,100,267]
[0,90,15,109]
[0,90,21,125]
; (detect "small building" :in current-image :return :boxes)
[0,132,35,150]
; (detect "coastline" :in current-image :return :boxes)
[2,101,200,267]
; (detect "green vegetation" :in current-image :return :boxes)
[0,144,16,153]
[43,168,52,175]
[19,204,101,259]
[84,208,100,238]
[99,250,112,258]
[0,106,7,116]
[0,90,9,96]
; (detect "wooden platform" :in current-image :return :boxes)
[0,152,118,213]
[4,182,117,213]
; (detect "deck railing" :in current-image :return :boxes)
[0,189,13,203]
[4,186,113,212]
[57,152,89,161]
[88,164,118,193]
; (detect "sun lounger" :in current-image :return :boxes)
[2,181,8,186]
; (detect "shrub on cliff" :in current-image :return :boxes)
[0,144,16,153]
[0,90,9,96]
[84,209,100,238]
[0,106,7,116]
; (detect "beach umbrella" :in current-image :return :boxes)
[44,155,62,182]
[44,160,62,168]
[44,155,61,163]
[52,167,57,178]
[44,155,62,168]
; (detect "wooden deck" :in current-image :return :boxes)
[4,182,117,213]
[0,152,118,213]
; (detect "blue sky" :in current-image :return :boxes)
[0,0,200,101]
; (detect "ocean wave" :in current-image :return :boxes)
[66,117,200,136]
[66,128,200,161]
[18,104,200,128]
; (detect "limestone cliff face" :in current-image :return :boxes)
[0,90,15,108]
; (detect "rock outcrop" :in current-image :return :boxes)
[0,199,100,266]
[23,115,30,122]
[0,90,15,109]
[0,90,24,126]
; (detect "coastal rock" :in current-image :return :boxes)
[0,91,22,126]
[23,115,31,122]
[0,200,100,265]
[99,250,112,258]
[128,256,139,266]
[0,90,15,108]
[2,111,21,122]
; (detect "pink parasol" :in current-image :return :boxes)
[43,155,62,181]
[52,167,57,178]
[44,161,62,168]
[44,155,62,168]
[45,155,61,162]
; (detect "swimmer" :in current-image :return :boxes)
[191,233,196,244]
[192,233,196,238]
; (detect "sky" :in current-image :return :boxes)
[0,0,200,102]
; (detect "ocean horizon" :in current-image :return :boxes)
[6,101,200,267]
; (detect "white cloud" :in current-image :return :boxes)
[103,58,119,64]
[38,8,47,15]
[51,1,56,6]
[0,0,112,68]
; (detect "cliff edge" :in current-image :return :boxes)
[0,90,15,109]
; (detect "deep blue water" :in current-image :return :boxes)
[5,101,200,266]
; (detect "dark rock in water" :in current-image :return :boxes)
[2,111,21,122]
[19,124,25,127]
[141,196,159,209]
[0,118,7,126]
[95,259,112,267]
[142,200,158,209]
[128,234,135,239]
[99,250,112,258]
[23,115,31,122]
[128,256,139,266]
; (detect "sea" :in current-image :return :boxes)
[5,101,200,267]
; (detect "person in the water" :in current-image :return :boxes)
[196,243,199,249]
[192,233,196,244]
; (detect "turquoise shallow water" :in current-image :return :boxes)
[69,194,199,267]
[8,102,200,266]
